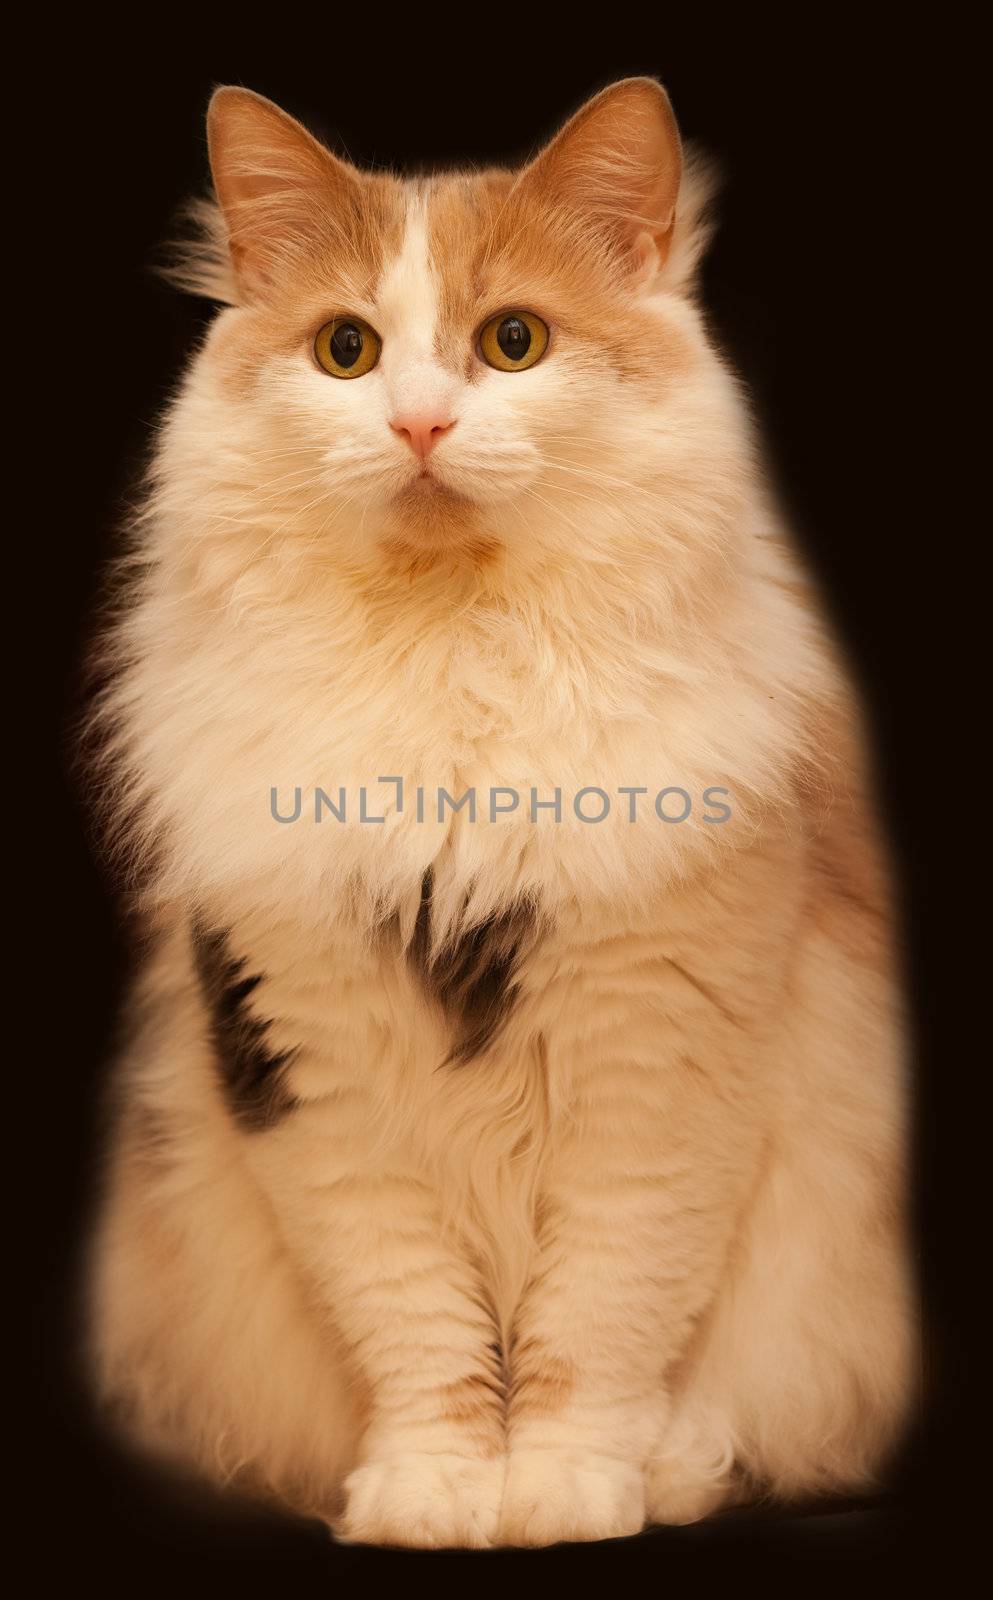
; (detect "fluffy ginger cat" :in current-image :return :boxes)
[88,79,914,1548]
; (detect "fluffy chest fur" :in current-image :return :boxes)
[112,490,825,947]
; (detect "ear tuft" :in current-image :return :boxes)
[157,196,239,304]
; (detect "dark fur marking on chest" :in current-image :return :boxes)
[191,921,298,1132]
[408,869,538,1063]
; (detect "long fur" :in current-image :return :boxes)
[87,79,914,1548]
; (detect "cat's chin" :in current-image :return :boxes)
[385,475,495,557]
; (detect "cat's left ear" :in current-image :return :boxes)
[516,78,682,285]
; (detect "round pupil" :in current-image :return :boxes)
[330,322,363,368]
[497,316,531,361]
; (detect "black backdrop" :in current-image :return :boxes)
[34,18,943,1581]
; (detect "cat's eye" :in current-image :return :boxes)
[478,311,549,373]
[314,316,381,379]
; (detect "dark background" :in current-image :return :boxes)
[33,17,947,1581]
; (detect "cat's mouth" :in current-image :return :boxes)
[402,467,471,503]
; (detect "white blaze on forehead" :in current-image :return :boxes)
[376,192,458,417]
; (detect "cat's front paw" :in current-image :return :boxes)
[336,1452,505,1549]
[499,1448,645,1547]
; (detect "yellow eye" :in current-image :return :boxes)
[478,310,549,372]
[314,316,381,378]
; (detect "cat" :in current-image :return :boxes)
[86,78,914,1548]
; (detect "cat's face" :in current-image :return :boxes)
[179,81,737,570]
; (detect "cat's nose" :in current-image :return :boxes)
[390,412,456,460]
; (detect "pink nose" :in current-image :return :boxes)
[390,412,456,460]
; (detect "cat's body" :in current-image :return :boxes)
[89,81,913,1546]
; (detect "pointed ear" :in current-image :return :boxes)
[206,87,362,298]
[517,78,682,282]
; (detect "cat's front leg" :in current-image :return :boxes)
[328,1191,507,1549]
[254,1108,506,1548]
[499,1043,755,1547]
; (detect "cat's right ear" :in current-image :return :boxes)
[207,87,361,299]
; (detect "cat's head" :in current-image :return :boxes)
[167,80,742,578]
